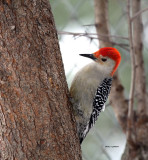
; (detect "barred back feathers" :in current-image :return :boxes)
[80,77,113,144]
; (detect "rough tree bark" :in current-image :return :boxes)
[94,0,148,159]
[0,0,82,160]
[94,0,128,132]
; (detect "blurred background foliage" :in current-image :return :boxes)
[50,0,148,159]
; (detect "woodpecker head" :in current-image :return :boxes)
[80,47,121,76]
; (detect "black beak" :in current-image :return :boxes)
[79,54,97,60]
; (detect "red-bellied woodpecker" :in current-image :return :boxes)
[70,47,121,144]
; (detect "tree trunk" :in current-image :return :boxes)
[94,0,148,159]
[132,0,146,115]
[0,0,82,159]
[94,0,128,133]
[122,0,148,159]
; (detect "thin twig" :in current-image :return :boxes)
[58,31,129,40]
[127,0,136,141]
[58,31,129,51]
[131,7,148,21]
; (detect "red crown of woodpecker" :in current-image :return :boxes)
[93,47,121,76]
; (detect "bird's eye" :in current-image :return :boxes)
[101,58,107,62]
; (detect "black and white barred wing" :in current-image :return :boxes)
[80,78,113,143]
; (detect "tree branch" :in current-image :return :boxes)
[131,7,148,21]
[58,31,129,40]
[126,0,136,142]
[58,31,129,51]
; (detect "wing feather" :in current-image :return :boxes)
[80,77,113,144]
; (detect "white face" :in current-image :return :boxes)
[95,55,115,75]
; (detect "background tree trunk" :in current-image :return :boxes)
[94,0,148,159]
[122,0,148,159]
[94,0,128,133]
[0,0,82,159]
